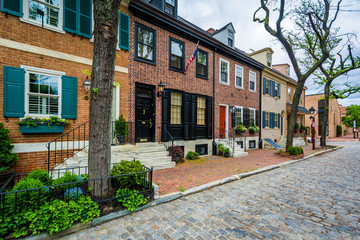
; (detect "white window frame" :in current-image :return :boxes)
[234,106,243,126]
[21,0,65,34]
[249,70,256,92]
[219,58,230,86]
[22,65,64,118]
[249,108,256,126]
[274,113,279,128]
[235,65,244,89]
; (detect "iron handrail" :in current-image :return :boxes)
[225,129,236,157]
[163,127,174,151]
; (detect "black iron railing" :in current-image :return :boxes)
[163,127,174,151]
[110,121,135,145]
[46,121,89,171]
[0,166,153,221]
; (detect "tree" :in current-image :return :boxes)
[253,0,342,150]
[342,105,360,129]
[0,122,18,173]
[88,0,121,197]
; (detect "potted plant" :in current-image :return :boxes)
[217,144,224,156]
[168,145,184,163]
[223,148,230,157]
[235,122,247,134]
[115,114,128,145]
[249,125,260,134]
[0,122,18,187]
[16,116,70,133]
[294,123,300,133]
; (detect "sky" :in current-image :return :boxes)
[178,0,360,107]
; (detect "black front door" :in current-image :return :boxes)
[135,86,155,142]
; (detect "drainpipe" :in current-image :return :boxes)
[259,69,263,149]
[212,48,217,155]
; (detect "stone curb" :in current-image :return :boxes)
[22,146,342,240]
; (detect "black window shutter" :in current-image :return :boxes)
[190,95,196,140]
[183,93,190,140]
[244,108,250,128]
[231,111,235,127]
[256,110,259,127]
[206,96,212,139]
[162,89,170,142]
[1,0,22,17]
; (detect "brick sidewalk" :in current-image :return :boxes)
[328,134,359,142]
[153,144,325,196]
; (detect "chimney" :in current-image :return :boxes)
[206,28,216,34]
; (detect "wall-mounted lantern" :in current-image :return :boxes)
[157,81,165,97]
[83,76,91,93]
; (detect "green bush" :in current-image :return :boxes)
[53,171,82,191]
[27,168,53,186]
[336,125,342,137]
[295,123,300,130]
[186,151,200,160]
[116,188,148,211]
[0,122,18,173]
[224,148,230,154]
[115,114,128,137]
[110,161,147,189]
[217,144,225,154]
[288,146,304,155]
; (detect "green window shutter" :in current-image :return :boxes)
[119,12,129,50]
[64,0,77,34]
[1,0,22,17]
[3,66,25,117]
[78,0,92,38]
[61,75,77,119]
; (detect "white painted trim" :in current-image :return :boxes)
[234,64,244,89]
[219,58,230,86]
[234,105,243,124]
[249,70,257,92]
[116,85,120,119]
[12,141,89,153]
[0,38,128,73]
[219,104,229,139]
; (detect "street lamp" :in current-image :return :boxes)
[309,106,317,150]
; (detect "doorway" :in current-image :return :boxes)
[135,85,155,142]
[219,105,226,139]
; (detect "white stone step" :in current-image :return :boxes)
[233,152,248,158]
[136,143,164,148]
[73,151,88,162]
[138,146,167,153]
[139,156,173,165]
[138,151,169,158]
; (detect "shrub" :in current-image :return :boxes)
[186,151,200,160]
[295,123,300,130]
[115,114,128,137]
[116,188,148,211]
[217,144,224,155]
[27,168,53,186]
[0,122,18,173]
[224,148,230,154]
[288,146,304,155]
[168,145,184,163]
[53,171,82,191]
[336,125,342,137]
[110,161,147,189]
[81,174,89,180]
[64,187,83,201]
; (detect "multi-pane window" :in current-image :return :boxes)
[196,50,208,78]
[274,113,279,128]
[266,53,271,67]
[170,39,184,71]
[249,71,256,91]
[265,79,270,94]
[235,107,243,126]
[220,59,229,84]
[27,71,60,116]
[136,24,155,63]
[235,65,243,88]
[274,82,279,97]
[28,0,60,27]
[197,97,206,125]
[250,109,256,126]
[165,0,175,16]
[288,87,292,101]
[170,93,182,125]
[228,38,233,47]
[265,112,270,127]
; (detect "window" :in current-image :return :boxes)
[249,71,256,91]
[24,66,63,117]
[274,82,279,97]
[266,53,271,67]
[249,109,256,126]
[169,38,184,71]
[197,97,206,125]
[135,24,156,64]
[228,29,234,38]
[265,79,270,95]
[274,113,279,128]
[287,66,290,76]
[195,144,208,155]
[22,0,63,32]
[165,0,175,16]
[249,140,256,149]
[235,65,243,88]
[265,112,270,127]
[228,38,233,47]
[288,87,292,101]
[170,93,182,125]
[196,50,208,78]
[234,107,243,126]
[220,58,229,85]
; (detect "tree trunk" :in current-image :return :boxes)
[286,78,305,150]
[88,0,121,197]
[321,82,331,147]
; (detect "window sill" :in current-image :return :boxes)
[219,81,230,86]
[20,18,66,34]
[249,89,257,93]
[135,57,156,66]
[169,67,185,74]
[235,86,244,90]
[196,74,208,80]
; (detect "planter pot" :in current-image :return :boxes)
[116,135,126,145]
[223,152,230,158]
[19,124,65,133]
[294,129,298,133]
[249,130,256,134]
[218,152,223,156]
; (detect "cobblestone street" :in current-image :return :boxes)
[62,142,360,239]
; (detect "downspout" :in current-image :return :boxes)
[259,69,263,149]
[212,47,217,155]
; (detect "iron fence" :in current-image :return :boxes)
[0,166,153,221]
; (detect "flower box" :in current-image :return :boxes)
[236,129,246,134]
[20,124,65,133]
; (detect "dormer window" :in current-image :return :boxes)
[228,38,233,47]
[266,52,271,67]
[228,30,233,38]
[287,66,290,76]
[228,29,234,47]
[165,0,175,16]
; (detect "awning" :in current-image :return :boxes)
[287,103,311,115]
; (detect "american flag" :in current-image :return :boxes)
[184,41,199,75]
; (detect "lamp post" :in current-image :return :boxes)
[309,106,317,150]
